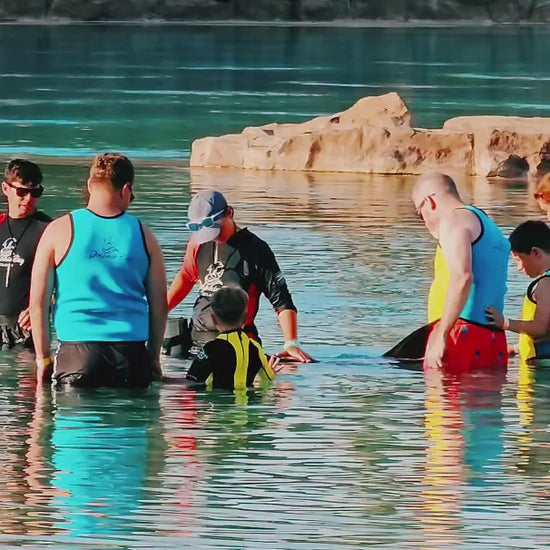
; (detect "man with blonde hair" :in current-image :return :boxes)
[413,172,510,370]
[30,153,167,387]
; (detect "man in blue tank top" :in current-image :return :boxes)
[30,154,168,387]
[412,172,510,371]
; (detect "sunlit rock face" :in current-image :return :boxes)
[444,117,550,178]
[191,92,550,178]
[3,0,550,21]
[192,92,473,175]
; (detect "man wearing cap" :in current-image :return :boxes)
[0,159,51,349]
[30,153,168,387]
[167,190,312,363]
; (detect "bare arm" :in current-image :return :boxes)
[425,210,476,368]
[437,215,474,338]
[143,225,168,379]
[277,309,313,363]
[29,225,56,383]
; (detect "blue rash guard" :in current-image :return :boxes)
[428,205,510,326]
[54,208,150,342]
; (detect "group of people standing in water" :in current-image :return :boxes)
[1,154,550,391]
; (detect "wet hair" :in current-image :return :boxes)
[4,159,43,187]
[89,153,134,190]
[211,286,249,326]
[509,220,550,254]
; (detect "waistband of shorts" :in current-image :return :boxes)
[456,317,505,332]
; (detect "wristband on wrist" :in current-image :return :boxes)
[502,317,510,330]
[36,356,53,368]
[283,339,300,351]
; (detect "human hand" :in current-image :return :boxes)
[268,354,282,373]
[151,360,163,381]
[485,306,504,329]
[424,327,447,369]
[35,356,53,388]
[18,308,31,331]
[276,345,315,363]
[507,344,518,357]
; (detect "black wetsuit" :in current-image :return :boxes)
[0,211,51,348]
[179,228,297,344]
[186,329,275,390]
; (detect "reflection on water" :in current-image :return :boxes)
[0,164,549,547]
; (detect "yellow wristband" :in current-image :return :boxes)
[36,357,53,368]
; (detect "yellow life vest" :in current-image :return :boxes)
[518,272,550,363]
[428,245,448,323]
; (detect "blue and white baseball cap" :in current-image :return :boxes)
[187,190,228,244]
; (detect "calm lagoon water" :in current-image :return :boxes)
[0,24,550,549]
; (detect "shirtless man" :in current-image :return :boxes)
[412,172,510,370]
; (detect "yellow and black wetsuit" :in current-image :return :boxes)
[185,329,275,391]
[519,270,550,364]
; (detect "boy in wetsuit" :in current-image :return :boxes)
[486,221,550,365]
[186,286,279,390]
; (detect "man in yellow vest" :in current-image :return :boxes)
[412,172,510,370]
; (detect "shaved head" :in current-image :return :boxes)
[412,172,464,239]
[413,172,460,203]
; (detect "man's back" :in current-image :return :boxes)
[54,208,149,342]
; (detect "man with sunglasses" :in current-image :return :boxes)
[167,190,313,363]
[30,154,167,387]
[412,172,510,370]
[0,159,51,349]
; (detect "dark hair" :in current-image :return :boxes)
[4,159,43,187]
[89,153,134,190]
[509,220,550,254]
[211,286,248,325]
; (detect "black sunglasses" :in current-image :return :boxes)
[4,181,44,199]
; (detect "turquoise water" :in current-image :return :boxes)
[0,24,550,548]
[1,24,550,158]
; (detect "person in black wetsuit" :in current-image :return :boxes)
[167,190,313,363]
[0,159,51,349]
[186,285,279,390]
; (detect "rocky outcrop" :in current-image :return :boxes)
[3,0,550,21]
[444,116,550,178]
[190,92,550,177]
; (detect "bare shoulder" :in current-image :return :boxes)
[534,276,550,302]
[442,207,481,241]
[40,214,71,241]
[140,223,161,249]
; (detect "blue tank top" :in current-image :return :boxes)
[54,209,150,342]
[460,205,510,325]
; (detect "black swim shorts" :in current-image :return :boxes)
[54,341,153,388]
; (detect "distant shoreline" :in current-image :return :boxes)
[0,18,549,28]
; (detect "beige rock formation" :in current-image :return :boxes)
[191,93,550,178]
[191,92,474,175]
[444,116,550,178]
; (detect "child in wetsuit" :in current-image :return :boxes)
[486,220,550,365]
[185,286,279,390]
